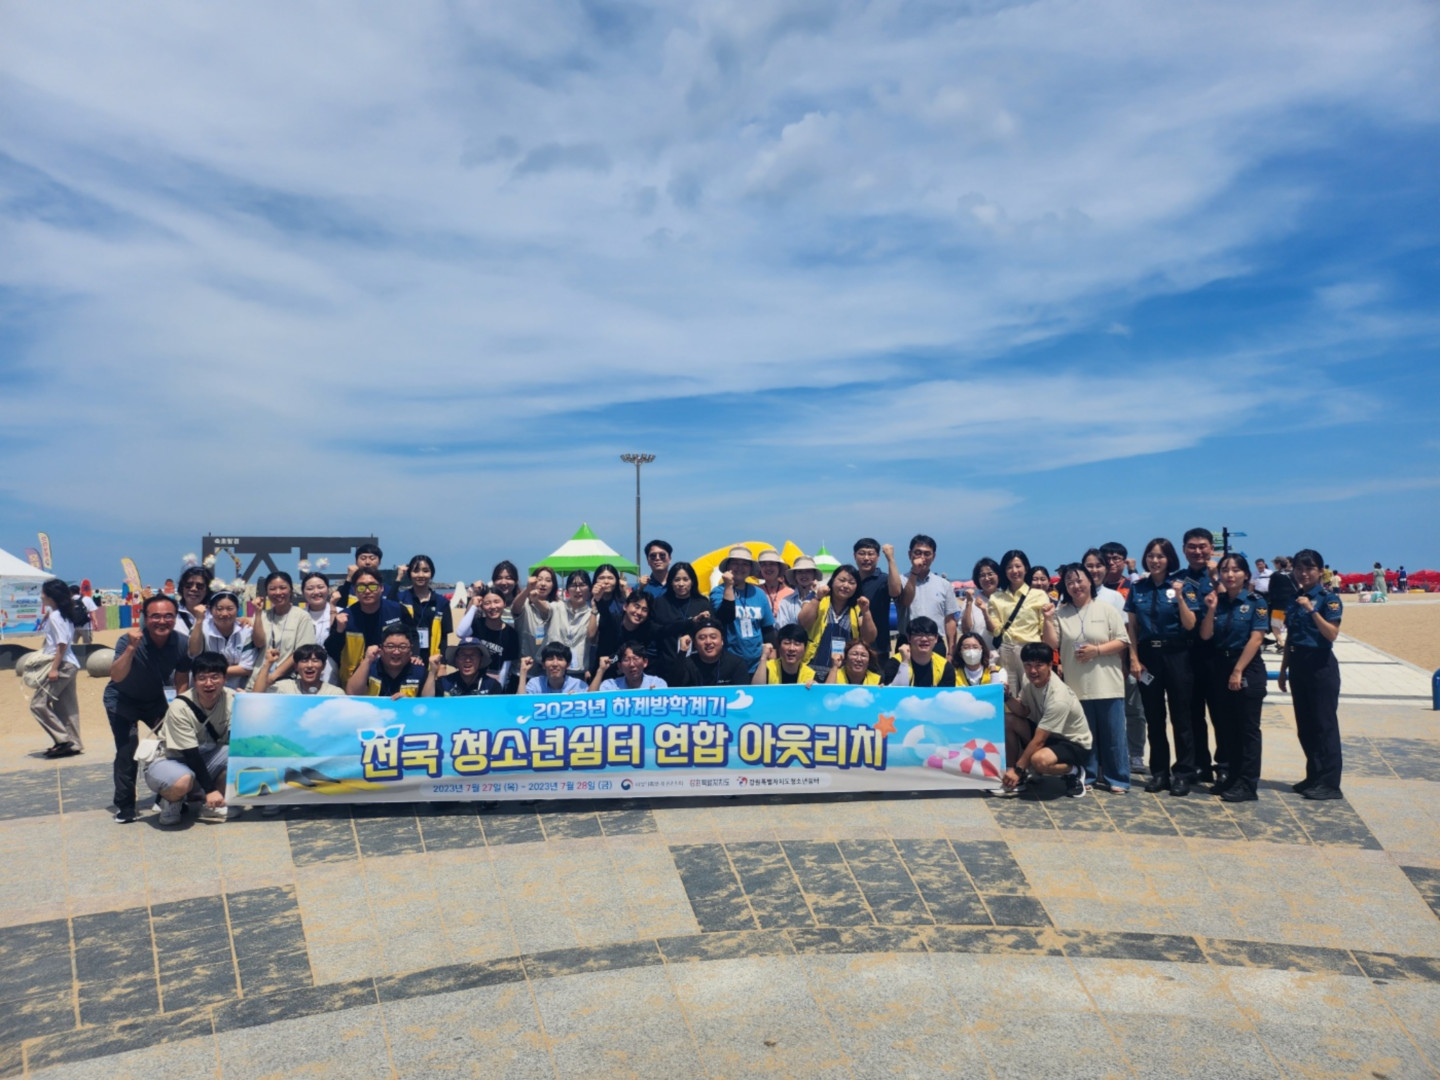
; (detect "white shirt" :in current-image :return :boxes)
[599,675,668,691]
[198,614,257,689]
[43,609,80,668]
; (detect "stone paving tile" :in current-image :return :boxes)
[381,979,552,1079]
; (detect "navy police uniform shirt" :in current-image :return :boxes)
[1286,583,1343,649]
[1211,592,1270,651]
[1125,575,1201,642]
[1178,568,1215,638]
[366,659,426,697]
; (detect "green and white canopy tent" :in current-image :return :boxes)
[529,524,640,576]
[812,545,842,574]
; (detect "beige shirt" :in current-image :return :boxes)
[247,606,318,689]
[1054,601,1129,701]
[162,688,234,755]
[989,586,1049,644]
[1018,676,1092,748]
[274,679,344,696]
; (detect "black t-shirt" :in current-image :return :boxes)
[857,571,894,645]
[103,631,193,722]
[672,653,750,687]
[649,594,713,682]
[596,608,656,663]
[437,672,503,696]
[471,622,521,671]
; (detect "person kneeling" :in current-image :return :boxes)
[592,640,668,691]
[520,642,588,694]
[347,622,426,698]
[144,651,233,825]
[997,642,1094,798]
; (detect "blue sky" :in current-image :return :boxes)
[2,0,1437,587]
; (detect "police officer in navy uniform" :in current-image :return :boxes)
[1179,528,1221,782]
[1198,554,1269,802]
[1277,549,1344,800]
[1125,537,1202,796]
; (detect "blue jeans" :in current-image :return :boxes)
[1082,697,1130,790]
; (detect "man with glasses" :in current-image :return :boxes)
[882,617,958,686]
[347,623,426,698]
[897,534,960,653]
[1099,541,1147,775]
[326,568,414,684]
[640,539,673,600]
[105,595,192,823]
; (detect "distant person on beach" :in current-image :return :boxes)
[1251,558,1271,596]
[1397,566,1408,592]
[1266,557,1296,650]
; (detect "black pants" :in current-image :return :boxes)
[1189,643,1222,773]
[1136,643,1194,779]
[105,690,163,814]
[1209,653,1266,794]
[1290,647,1342,789]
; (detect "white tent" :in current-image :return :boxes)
[0,546,54,638]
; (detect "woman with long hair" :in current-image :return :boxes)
[299,572,339,684]
[392,554,453,662]
[31,578,85,757]
[175,565,213,631]
[550,569,598,678]
[513,565,559,664]
[1125,538,1200,796]
[1045,563,1131,792]
[649,561,713,684]
[960,557,1002,637]
[489,561,521,626]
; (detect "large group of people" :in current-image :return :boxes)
[24,532,1348,825]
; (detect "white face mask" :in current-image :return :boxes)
[960,648,983,666]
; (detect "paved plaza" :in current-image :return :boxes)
[1,634,1437,1078]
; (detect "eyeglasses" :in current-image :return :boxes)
[647,551,669,561]
[355,584,381,593]
[381,643,410,652]
[910,550,935,558]
[146,614,177,622]
[909,632,938,641]
[1105,554,1126,563]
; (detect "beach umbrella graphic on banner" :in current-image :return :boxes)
[957,739,1003,779]
[37,533,53,571]
[24,548,42,570]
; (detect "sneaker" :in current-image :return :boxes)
[199,804,229,822]
[1130,755,1147,776]
[1064,769,1086,798]
[261,805,284,817]
[113,807,137,824]
[156,797,183,826]
[988,782,1027,798]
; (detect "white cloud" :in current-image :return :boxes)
[296,697,398,737]
[823,687,875,711]
[894,690,996,724]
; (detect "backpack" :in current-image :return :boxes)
[68,600,92,629]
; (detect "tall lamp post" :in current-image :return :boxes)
[620,453,655,579]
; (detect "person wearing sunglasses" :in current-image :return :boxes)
[347,623,426,698]
[640,539,674,599]
[174,565,214,631]
[325,568,414,685]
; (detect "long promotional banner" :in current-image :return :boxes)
[229,683,1006,805]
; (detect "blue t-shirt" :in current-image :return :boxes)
[710,582,775,670]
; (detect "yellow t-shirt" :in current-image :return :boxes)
[988,586,1049,644]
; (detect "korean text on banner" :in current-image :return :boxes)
[228,684,1006,804]
[38,533,53,571]
[24,549,42,570]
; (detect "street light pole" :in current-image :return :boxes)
[620,453,655,578]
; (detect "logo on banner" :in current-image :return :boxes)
[37,533,53,571]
